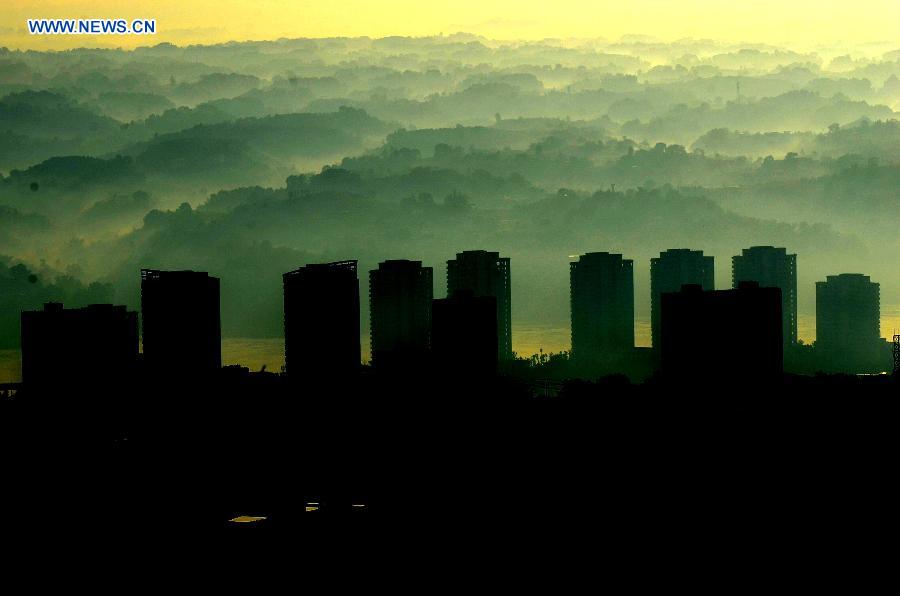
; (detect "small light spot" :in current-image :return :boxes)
[228,515,267,523]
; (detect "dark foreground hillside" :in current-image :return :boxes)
[1,369,895,548]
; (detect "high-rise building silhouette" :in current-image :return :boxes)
[570,252,634,361]
[661,282,783,381]
[20,302,138,387]
[432,290,498,377]
[446,250,512,360]
[369,260,433,369]
[732,246,797,347]
[140,269,221,374]
[650,249,714,350]
[816,273,881,373]
[283,260,361,377]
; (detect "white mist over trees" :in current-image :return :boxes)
[0,36,897,360]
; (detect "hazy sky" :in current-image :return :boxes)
[3,0,898,50]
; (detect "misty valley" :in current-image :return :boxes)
[1,35,898,381]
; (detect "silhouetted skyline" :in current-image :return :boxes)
[816,273,881,373]
[650,249,714,350]
[140,269,221,374]
[283,260,360,376]
[11,245,897,386]
[570,252,635,362]
[369,260,433,370]
[432,289,498,377]
[21,302,138,388]
[661,281,783,381]
[446,250,512,361]
[733,246,798,348]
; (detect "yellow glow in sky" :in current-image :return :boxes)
[2,0,898,50]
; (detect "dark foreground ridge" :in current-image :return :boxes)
[1,367,896,536]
